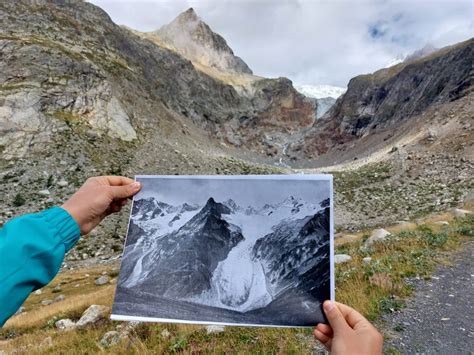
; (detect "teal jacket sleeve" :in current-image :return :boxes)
[0,207,80,327]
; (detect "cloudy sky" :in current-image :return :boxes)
[90,0,473,87]
[135,176,330,208]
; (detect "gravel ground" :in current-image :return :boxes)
[383,241,474,354]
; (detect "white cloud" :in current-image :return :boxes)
[90,0,473,87]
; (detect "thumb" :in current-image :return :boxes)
[323,301,350,335]
[109,182,141,199]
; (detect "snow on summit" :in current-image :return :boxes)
[295,84,346,99]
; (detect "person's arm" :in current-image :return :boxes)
[313,301,383,355]
[0,176,141,327]
[0,207,80,326]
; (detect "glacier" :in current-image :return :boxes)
[188,196,322,312]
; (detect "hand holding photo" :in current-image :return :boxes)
[112,175,334,327]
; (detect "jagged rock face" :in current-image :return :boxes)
[155,8,252,75]
[253,207,330,297]
[123,198,243,298]
[291,39,474,159]
[216,77,316,155]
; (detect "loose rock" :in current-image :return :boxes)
[363,257,372,264]
[334,254,352,264]
[41,299,53,306]
[55,294,65,302]
[38,189,51,196]
[95,275,110,285]
[76,305,109,328]
[55,319,76,331]
[99,331,121,348]
[57,179,68,187]
[206,325,225,334]
[364,228,391,248]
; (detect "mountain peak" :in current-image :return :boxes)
[174,7,199,24]
[202,197,231,216]
[206,197,216,205]
[154,8,252,75]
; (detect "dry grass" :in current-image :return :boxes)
[5,286,114,330]
[335,215,472,319]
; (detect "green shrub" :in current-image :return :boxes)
[426,231,448,247]
[379,297,405,313]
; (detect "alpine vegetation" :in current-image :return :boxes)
[112,176,332,327]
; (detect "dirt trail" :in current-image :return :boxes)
[383,241,474,354]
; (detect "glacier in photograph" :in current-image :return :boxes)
[114,183,330,326]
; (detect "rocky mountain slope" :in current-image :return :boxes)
[289,38,473,159]
[135,8,316,155]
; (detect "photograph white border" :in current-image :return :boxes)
[112,174,335,328]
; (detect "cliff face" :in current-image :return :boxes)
[289,39,474,159]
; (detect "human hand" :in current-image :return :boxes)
[62,176,141,235]
[313,301,383,355]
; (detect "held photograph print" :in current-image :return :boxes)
[112,175,334,327]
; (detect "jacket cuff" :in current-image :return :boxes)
[44,207,81,252]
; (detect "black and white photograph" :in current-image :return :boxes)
[112,175,334,327]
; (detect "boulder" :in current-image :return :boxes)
[41,299,53,306]
[38,189,51,196]
[434,221,449,226]
[206,325,225,334]
[99,331,121,348]
[55,319,76,331]
[95,275,110,285]
[76,305,109,328]
[364,228,391,248]
[334,254,352,264]
[34,289,43,295]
